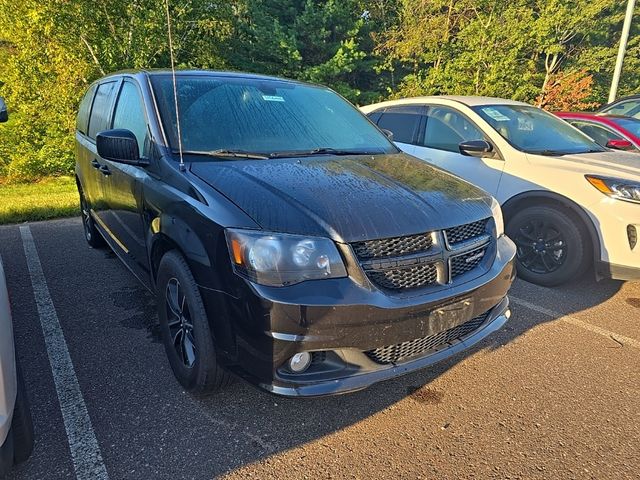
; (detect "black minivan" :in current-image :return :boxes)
[75,70,516,397]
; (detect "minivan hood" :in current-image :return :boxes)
[190,153,492,242]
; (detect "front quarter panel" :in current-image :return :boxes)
[143,166,261,291]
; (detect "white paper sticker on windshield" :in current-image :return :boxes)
[482,107,510,121]
[262,95,285,102]
[518,117,534,131]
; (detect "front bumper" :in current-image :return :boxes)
[218,235,516,397]
[265,296,510,397]
[588,198,640,281]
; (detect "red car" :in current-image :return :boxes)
[556,112,640,152]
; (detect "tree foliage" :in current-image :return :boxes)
[0,0,638,180]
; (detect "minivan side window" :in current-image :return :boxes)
[375,109,422,145]
[88,81,117,140]
[422,106,485,153]
[112,81,148,156]
[77,84,97,135]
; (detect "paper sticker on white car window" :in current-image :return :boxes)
[482,107,510,122]
[262,95,285,102]
[517,117,534,131]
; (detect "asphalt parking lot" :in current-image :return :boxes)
[1,217,639,479]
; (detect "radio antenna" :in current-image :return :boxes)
[164,0,185,171]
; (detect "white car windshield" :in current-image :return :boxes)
[472,105,605,156]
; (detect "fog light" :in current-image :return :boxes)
[628,225,637,250]
[288,352,312,373]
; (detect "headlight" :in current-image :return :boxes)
[586,175,640,204]
[225,229,348,286]
[490,197,504,237]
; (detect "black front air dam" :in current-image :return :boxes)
[266,296,510,397]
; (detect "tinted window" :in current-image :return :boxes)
[77,84,97,135]
[422,106,485,152]
[569,121,622,146]
[88,81,117,139]
[473,104,604,155]
[609,117,640,137]
[112,81,148,156]
[376,113,420,144]
[601,99,640,118]
[150,75,395,156]
[367,111,382,124]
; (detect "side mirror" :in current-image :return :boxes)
[381,128,394,142]
[459,140,493,157]
[0,97,8,123]
[605,138,634,151]
[96,129,149,166]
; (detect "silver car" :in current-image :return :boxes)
[0,100,33,476]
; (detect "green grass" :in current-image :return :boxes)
[0,176,79,224]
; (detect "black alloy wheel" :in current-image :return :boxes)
[506,205,589,287]
[165,278,196,368]
[512,218,567,274]
[156,251,231,394]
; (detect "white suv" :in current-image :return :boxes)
[362,96,640,286]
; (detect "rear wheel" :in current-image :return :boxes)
[506,205,589,286]
[156,251,231,395]
[78,185,105,248]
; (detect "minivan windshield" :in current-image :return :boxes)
[150,74,396,158]
[472,104,605,155]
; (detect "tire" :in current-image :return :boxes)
[0,361,34,477]
[10,361,33,465]
[78,184,105,248]
[0,429,13,478]
[506,205,589,287]
[156,251,231,395]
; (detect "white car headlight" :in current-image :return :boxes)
[490,197,504,237]
[225,229,347,287]
[586,175,640,204]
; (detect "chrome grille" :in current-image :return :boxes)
[351,233,433,259]
[366,263,438,290]
[445,218,489,245]
[365,312,488,364]
[451,247,486,278]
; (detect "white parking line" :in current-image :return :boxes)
[511,295,640,350]
[20,226,109,480]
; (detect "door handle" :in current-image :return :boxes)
[91,159,101,169]
[99,165,111,176]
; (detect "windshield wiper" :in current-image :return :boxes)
[528,149,570,156]
[182,149,269,160]
[269,147,376,158]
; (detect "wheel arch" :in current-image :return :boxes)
[148,218,238,360]
[147,214,214,289]
[501,190,601,265]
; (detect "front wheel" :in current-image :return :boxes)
[156,251,231,395]
[506,205,590,287]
